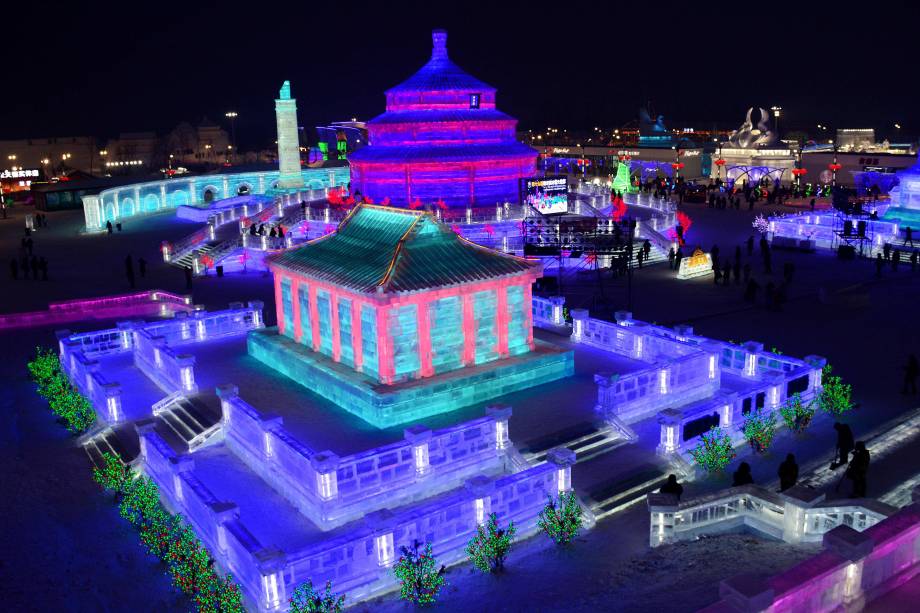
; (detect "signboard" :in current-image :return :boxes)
[523,176,568,215]
[1,168,40,179]
[677,248,713,280]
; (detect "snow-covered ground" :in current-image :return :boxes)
[2,201,920,612]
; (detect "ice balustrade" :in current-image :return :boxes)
[647,484,894,549]
[532,295,567,328]
[702,489,920,613]
[769,212,901,255]
[3,290,193,330]
[133,328,198,394]
[220,385,512,529]
[58,342,124,423]
[138,424,576,609]
[569,311,824,431]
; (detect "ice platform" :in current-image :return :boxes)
[247,327,574,428]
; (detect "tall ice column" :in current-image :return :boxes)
[275,80,305,189]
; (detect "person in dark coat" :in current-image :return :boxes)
[184,265,193,290]
[106,220,113,234]
[904,354,919,395]
[832,422,855,469]
[778,454,799,492]
[138,257,147,278]
[732,462,754,486]
[847,442,870,498]
[659,474,683,501]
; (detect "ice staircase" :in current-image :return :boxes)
[80,425,136,467]
[152,392,222,452]
[589,463,668,521]
[171,243,218,269]
[521,421,631,466]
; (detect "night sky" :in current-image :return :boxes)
[3,0,917,147]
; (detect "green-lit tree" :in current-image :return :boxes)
[289,579,346,613]
[537,490,582,545]
[779,393,816,433]
[742,407,778,453]
[466,512,515,573]
[392,540,446,605]
[689,426,736,472]
[819,365,853,416]
[119,475,161,526]
[93,452,131,493]
[27,346,61,387]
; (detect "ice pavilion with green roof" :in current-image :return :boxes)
[248,203,573,427]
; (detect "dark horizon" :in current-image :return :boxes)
[4,0,918,147]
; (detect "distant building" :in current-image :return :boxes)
[836,129,875,152]
[315,121,367,162]
[0,136,98,176]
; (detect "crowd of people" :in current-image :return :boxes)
[659,421,872,503]
[9,221,51,281]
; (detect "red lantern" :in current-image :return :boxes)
[791,168,808,177]
[714,158,726,167]
[828,163,842,172]
[671,162,685,170]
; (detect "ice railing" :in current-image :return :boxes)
[138,424,577,608]
[3,290,193,331]
[563,307,825,438]
[59,344,123,423]
[133,327,197,394]
[700,488,920,613]
[220,384,512,529]
[648,484,895,548]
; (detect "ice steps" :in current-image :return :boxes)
[154,395,222,452]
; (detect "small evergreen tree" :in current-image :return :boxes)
[537,491,582,545]
[93,452,130,493]
[779,393,816,433]
[466,512,515,573]
[289,579,345,613]
[742,407,777,453]
[689,426,736,472]
[392,540,446,605]
[819,365,853,416]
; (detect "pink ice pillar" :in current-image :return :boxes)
[495,285,509,358]
[291,278,303,343]
[461,293,475,365]
[375,306,394,384]
[309,284,321,352]
[351,299,364,372]
[329,290,341,363]
[523,282,535,349]
[273,274,285,336]
[415,297,434,377]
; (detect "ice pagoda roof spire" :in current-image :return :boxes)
[431,29,448,60]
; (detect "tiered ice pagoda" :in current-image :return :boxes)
[348,30,537,209]
[249,204,572,427]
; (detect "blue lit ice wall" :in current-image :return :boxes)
[298,285,312,348]
[281,279,294,339]
[473,290,498,364]
[429,296,463,374]
[316,290,333,358]
[360,305,378,380]
[338,297,354,368]
[506,285,529,356]
[389,305,420,381]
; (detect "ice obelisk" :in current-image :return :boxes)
[275,80,304,189]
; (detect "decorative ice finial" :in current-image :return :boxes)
[432,29,448,60]
[279,80,291,100]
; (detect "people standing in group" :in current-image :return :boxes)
[732,462,754,486]
[659,474,684,501]
[778,454,799,492]
[831,422,855,469]
[847,442,870,498]
[125,254,135,289]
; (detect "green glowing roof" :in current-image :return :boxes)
[270,205,539,293]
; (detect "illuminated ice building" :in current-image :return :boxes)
[249,203,573,427]
[348,30,537,208]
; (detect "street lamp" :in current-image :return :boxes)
[771,106,782,135]
[225,111,238,155]
[7,154,16,161]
